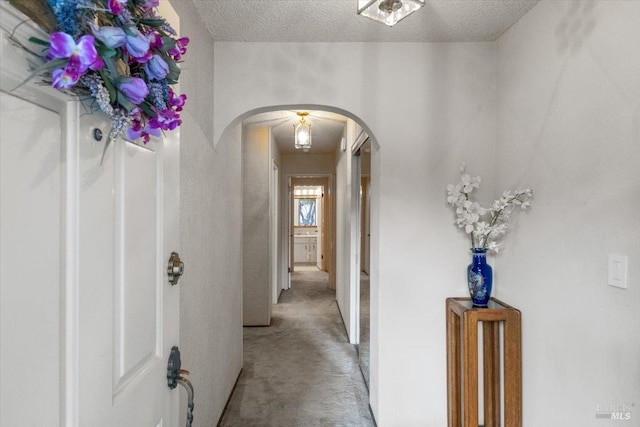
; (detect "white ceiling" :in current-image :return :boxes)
[207,0,540,154]
[190,0,539,43]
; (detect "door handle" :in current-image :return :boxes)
[176,377,194,427]
[167,346,194,427]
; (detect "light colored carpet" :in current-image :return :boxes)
[218,270,374,427]
[293,265,321,272]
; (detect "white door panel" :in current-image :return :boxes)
[115,142,159,387]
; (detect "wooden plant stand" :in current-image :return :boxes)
[446,297,522,427]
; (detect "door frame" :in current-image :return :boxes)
[285,174,334,287]
[271,160,279,303]
[350,131,370,347]
[0,5,80,425]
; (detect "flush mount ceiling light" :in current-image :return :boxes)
[357,0,424,27]
[293,112,312,152]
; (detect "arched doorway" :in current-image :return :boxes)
[229,105,379,388]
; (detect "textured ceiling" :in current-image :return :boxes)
[208,0,541,154]
[244,110,348,155]
[190,0,539,43]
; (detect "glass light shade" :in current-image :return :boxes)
[357,0,424,26]
[294,120,312,151]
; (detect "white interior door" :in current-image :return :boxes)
[0,73,181,427]
[0,3,181,425]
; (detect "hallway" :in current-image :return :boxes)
[218,270,374,426]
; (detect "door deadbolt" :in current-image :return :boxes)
[167,252,184,285]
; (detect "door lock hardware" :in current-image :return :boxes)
[167,346,194,427]
[167,252,184,286]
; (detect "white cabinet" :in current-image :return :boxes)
[294,236,317,264]
[294,238,308,263]
[309,239,317,261]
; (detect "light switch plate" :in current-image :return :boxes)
[608,254,628,289]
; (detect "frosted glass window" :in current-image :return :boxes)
[298,199,316,226]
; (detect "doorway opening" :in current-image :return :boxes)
[239,107,378,390]
[291,181,325,273]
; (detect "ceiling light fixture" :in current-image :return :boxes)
[357,0,424,27]
[293,112,312,152]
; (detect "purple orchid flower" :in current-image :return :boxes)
[168,37,189,61]
[126,123,161,143]
[91,56,105,70]
[126,108,162,143]
[149,108,181,131]
[140,0,159,11]
[148,33,163,50]
[108,0,127,15]
[89,22,126,49]
[168,89,186,111]
[48,33,101,73]
[144,54,169,80]
[51,67,81,89]
[119,77,149,104]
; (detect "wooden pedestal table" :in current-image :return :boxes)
[446,297,522,427]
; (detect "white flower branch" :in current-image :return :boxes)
[446,165,533,252]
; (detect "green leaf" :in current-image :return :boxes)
[139,101,156,118]
[166,58,181,82]
[100,69,117,103]
[116,91,136,111]
[123,25,136,37]
[28,36,49,46]
[159,36,176,53]
[13,58,68,91]
[137,18,165,27]
[96,45,117,58]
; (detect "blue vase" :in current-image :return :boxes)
[467,248,493,307]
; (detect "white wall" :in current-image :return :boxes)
[214,41,497,426]
[242,125,272,325]
[495,1,640,425]
[171,1,243,424]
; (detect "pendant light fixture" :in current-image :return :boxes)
[357,0,424,27]
[293,112,312,152]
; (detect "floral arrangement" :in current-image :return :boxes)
[9,0,188,150]
[446,164,533,252]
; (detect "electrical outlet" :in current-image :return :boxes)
[608,254,628,289]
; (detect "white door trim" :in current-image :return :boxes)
[1,6,81,425]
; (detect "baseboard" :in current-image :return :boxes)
[369,404,378,426]
[334,300,351,342]
[216,368,243,427]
